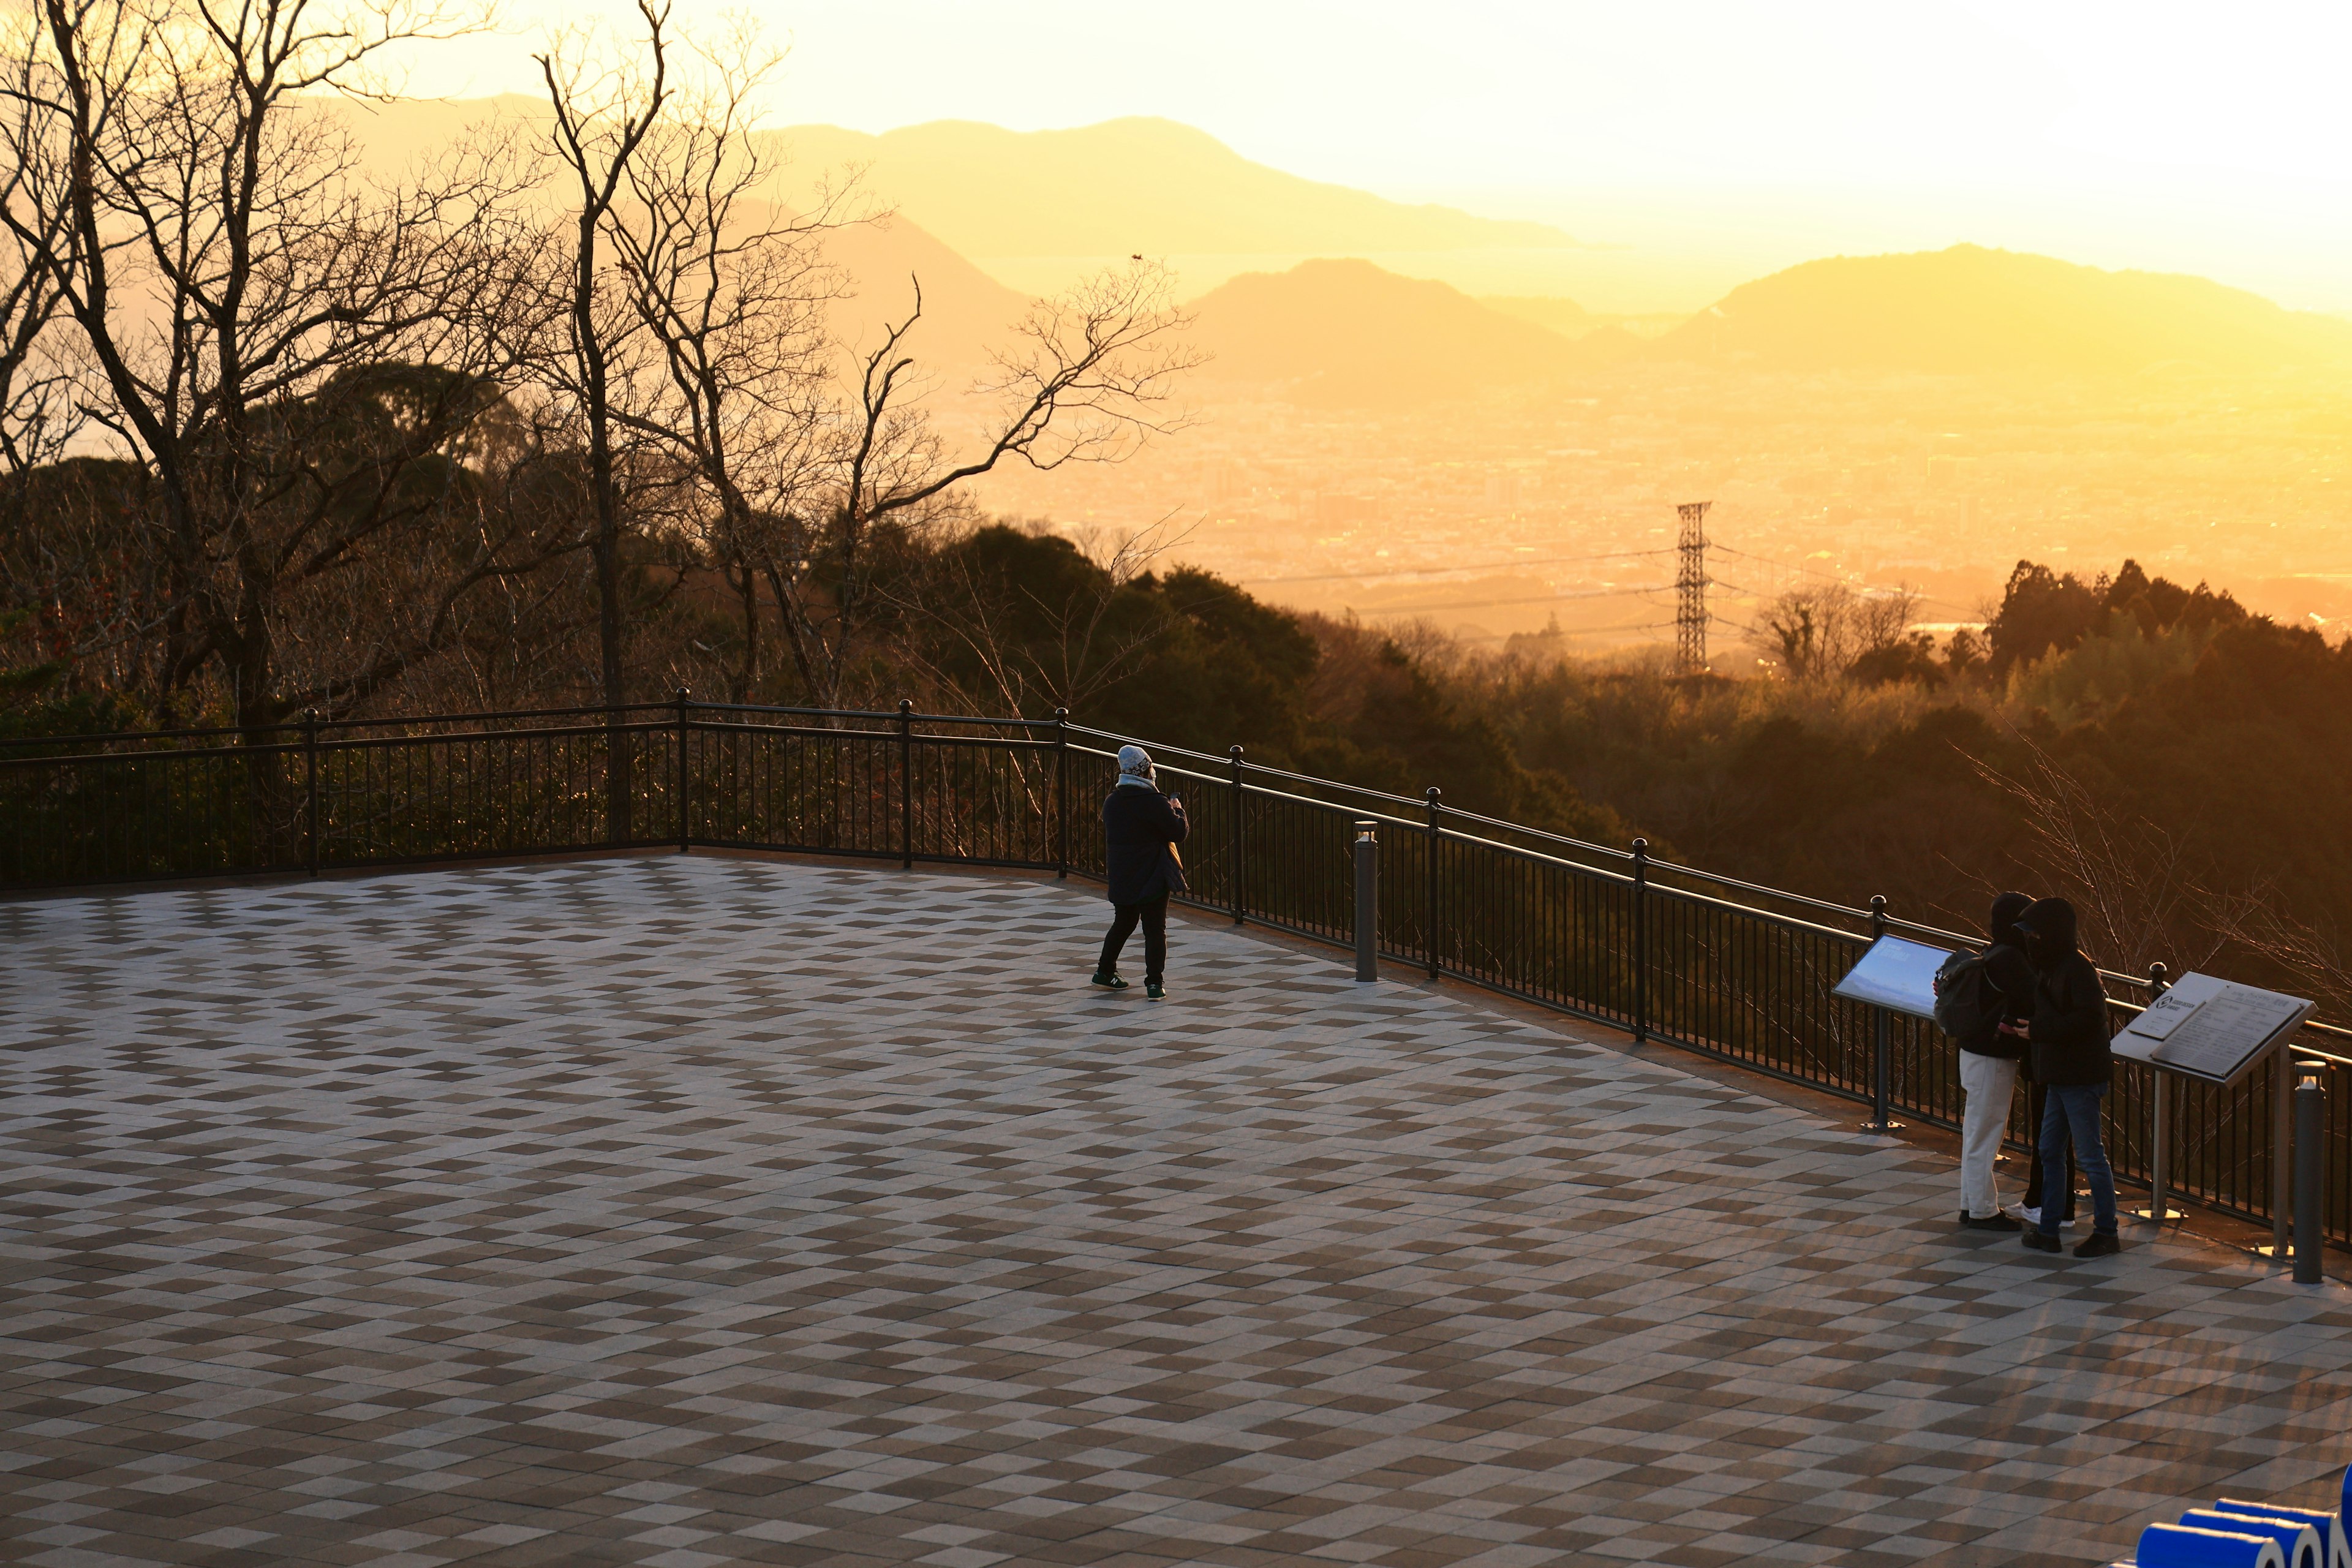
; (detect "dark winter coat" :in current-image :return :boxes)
[1959,891,2039,1061]
[1102,782,1189,906]
[2015,897,2113,1087]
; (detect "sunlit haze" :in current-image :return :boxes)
[407,0,2352,312]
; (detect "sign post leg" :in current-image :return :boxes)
[2137,1072,2183,1224]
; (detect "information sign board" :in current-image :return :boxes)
[1831,935,1956,1022]
[2111,971,2315,1086]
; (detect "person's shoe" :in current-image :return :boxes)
[2074,1232,2122,1259]
[1090,971,1129,990]
[2019,1206,2040,1227]
[1961,1212,2021,1232]
[1145,979,1166,1000]
[2021,1231,2062,1253]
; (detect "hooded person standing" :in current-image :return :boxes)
[1094,745,1188,1000]
[1954,892,2038,1230]
[2001,896,2122,1257]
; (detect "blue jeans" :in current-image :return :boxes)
[2038,1083,2117,1237]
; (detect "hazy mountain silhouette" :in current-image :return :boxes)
[330,97,1030,377]
[1187,258,1597,406]
[774,118,1578,259]
[1656,244,2352,373]
[823,215,1031,374]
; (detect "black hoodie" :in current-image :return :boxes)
[1960,891,2038,1060]
[2015,897,2113,1087]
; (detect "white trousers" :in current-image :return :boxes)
[1958,1050,2021,1218]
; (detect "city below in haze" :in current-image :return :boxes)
[758,111,2352,657]
[330,78,2352,662]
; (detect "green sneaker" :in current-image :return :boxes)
[1145,980,1166,1000]
[1090,971,1129,990]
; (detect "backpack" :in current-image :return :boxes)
[1932,949,2002,1039]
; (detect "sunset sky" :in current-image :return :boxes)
[404,1,2352,312]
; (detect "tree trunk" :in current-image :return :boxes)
[735,562,757,704]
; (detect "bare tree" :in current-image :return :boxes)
[594,13,842,704]
[1972,733,2231,975]
[1755,582,1918,681]
[537,0,672,723]
[1758,583,1856,680]
[782,261,1199,708]
[0,12,79,475]
[9,0,554,736]
[902,514,1193,717]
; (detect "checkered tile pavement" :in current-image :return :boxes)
[5,856,2349,1568]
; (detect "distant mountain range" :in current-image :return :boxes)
[1654,244,2352,374]
[326,102,2352,400]
[1186,259,1608,406]
[771,117,1580,260]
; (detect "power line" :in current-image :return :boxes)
[1355,582,1667,616]
[1246,546,1675,587]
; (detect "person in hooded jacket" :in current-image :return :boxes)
[1094,745,1188,999]
[1999,896,2122,1257]
[1956,892,2038,1230]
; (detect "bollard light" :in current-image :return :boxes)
[2292,1060,2326,1284]
[1353,821,1379,983]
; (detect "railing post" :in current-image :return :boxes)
[2293,1058,2325,1283]
[1425,787,1444,980]
[1054,707,1070,880]
[303,708,320,878]
[1354,821,1379,982]
[1861,894,1902,1135]
[1228,745,1245,925]
[1630,837,1649,1043]
[2139,962,2179,1224]
[2274,1041,2293,1261]
[675,687,692,854]
[899,698,914,870]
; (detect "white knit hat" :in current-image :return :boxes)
[1116,744,1154,779]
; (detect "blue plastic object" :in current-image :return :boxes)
[2138,1523,2287,1568]
[2215,1500,2349,1568]
[2184,1510,2321,1568]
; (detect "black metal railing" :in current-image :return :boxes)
[5,696,2345,1253]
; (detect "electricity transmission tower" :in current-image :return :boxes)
[1675,501,1712,674]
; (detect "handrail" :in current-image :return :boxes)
[7,699,2337,1047]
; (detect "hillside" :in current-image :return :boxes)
[329,97,1030,377]
[1656,244,2352,374]
[820,214,1031,374]
[769,118,1577,260]
[1186,258,1588,406]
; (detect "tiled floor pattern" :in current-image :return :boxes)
[5,856,2350,1568]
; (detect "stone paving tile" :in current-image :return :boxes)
[4,856,2350,1568]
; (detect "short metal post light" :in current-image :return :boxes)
[1353,821,1379,982]
[2294,1060,2326,1284]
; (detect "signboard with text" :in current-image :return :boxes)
[2111,972,2315,1087]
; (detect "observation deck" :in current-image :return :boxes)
[6,856,2348,1567]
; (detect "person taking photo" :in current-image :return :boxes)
[1093,745,1188,1000]
[2003,897,2122,1258]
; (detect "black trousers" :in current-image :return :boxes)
[2021,1079,2077,1219]
[1099,894,1168,981]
